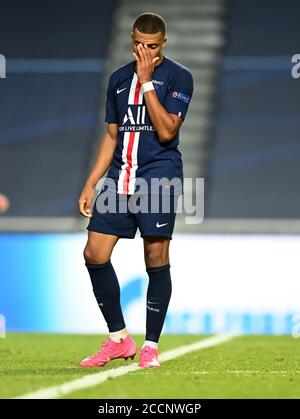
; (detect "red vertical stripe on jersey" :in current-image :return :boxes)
[123,132,135,193]
[123,79,141,193]
[134,80,141,105]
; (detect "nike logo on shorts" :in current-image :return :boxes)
[156,222,168,228]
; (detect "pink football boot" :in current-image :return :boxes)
[139,345,160,368]
[80,335,137,368]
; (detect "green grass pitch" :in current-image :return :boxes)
[1,333,300,399]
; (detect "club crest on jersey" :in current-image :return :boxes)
[122,106,146,125]
[172,91,190,103]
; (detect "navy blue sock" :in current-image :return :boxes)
[145,264,172,343]
[85,260,126,332]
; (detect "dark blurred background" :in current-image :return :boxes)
[0,0,116,218]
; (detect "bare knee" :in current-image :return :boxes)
[83,232,119,265]
[83,244,110,265]
[144,242,169,268]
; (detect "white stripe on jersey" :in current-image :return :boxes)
[117,131,131,194]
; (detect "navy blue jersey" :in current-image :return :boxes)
[104,55,193,195]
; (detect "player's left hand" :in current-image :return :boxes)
[133,44,160,84]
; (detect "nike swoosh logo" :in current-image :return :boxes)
[147,301,160,305]
[117,87,127,94]
[156,222,168,228]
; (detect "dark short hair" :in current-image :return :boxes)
[133,13,166,36]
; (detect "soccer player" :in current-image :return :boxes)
[78,13,193,368]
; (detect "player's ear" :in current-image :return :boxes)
[131,31,134,41]
[162,37,167,48]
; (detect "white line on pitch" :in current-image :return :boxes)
[149,370,299,375]
[14,333,237,399]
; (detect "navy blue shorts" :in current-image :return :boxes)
[87,190,180,240]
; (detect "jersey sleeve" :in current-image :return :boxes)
[163,69,193,121]
[105,75,118,124]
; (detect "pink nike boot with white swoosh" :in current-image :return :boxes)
[139,345,160,368]
[80,335,137,368]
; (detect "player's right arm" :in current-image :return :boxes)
[78,123,118,218]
